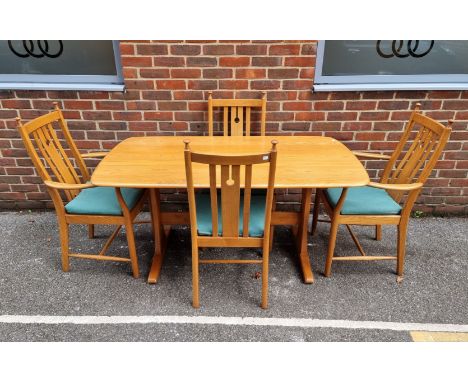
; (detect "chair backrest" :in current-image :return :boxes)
[184,140,277,239]
[16,103,89,201]
[381,103,452,202]
[207,91,267,136]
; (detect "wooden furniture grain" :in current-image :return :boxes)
[208,91,275,249]
[16,103,147,277]
[91,136,369,285]
[207,91,267,136]
[311,104,452,279]
[184,140,277,309]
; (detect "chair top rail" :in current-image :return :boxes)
[22,110,62,136]
[210,99,264,107]
[190,151,271,166]
[412,113,449,136]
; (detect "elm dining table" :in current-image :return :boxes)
[91,136,369,284]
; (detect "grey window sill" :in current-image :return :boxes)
[0,83,125,91]
[313,83,468,92]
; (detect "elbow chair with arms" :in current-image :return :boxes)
[184,139,278,309]
[16,103,148,278]
[311,103,452,279]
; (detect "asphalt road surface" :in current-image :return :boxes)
[0,211,466,341]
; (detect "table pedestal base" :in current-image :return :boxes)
[147,188,315,284]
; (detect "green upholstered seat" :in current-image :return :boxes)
[325,186,402,215]
[65,187,144,216]
[195,191,266,237]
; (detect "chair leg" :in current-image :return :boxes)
[58,220,70,272]
[375,225,382,241]
[269,225,274,253]
[146,195,155,240]
[261,241,270,309]
[324,218,339,277]
[192,245,200,308]
[311,189,321,235]
[124,220,139,278]
[269,194,276,252]
[88,224,95,239]
[396,221,408,277]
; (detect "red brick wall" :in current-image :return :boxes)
[0,40,466,214]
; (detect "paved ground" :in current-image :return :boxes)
[0,211,466,341]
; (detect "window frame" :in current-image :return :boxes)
[0,40,124,91]
[313,40,468,92]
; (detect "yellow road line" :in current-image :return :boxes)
[411,331,468,342]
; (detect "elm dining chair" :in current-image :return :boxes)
[184,139,278,309]
[16,103,147,278]
[311,103,452,279]
[207,91,267,136]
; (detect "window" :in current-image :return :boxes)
[314,40,468,91]
[0,40,124,91]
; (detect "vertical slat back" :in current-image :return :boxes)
[381,107,419,185]
[381,104,452,202]
[390,126,433,183]
[46,123,82,184]
[208,93,214,136]
[223,107,229,136]
[209,164,218,237]
[207,92,266,136]
[245,107,251,136]
[260,92,266,136]
[16,104,91,202]
[242,165,252,237]
[230,106,244,136]
[185,140,278,241]
[220,164,241,237]
[31,123,81,200]
[406,132,439,181]
[32,129,60,179]
[54,104,90,182]
[388,125,439,201]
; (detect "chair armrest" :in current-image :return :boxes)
[81,152,108,158]
[368,181,423,191]
[44,180,95,190]
[353,151,391,160]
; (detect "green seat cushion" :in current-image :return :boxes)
[65,187,144,216]
[325,186,402,215]
[195,191,266,237]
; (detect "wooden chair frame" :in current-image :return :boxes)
[311,103,452,279]
[207,91,267,136]
[16,103,147,278]
[184,139,278,309]
[207,91,275,250]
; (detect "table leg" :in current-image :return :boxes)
[297,188,314,283]
[148,189,168,284]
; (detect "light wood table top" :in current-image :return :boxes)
[91,136,369,188]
